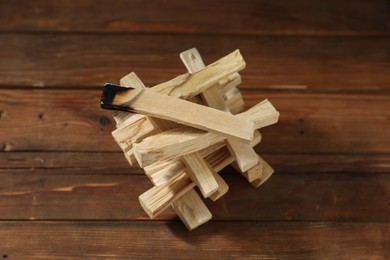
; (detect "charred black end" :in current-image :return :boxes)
[100,83,135,112]
[101,83,127,107]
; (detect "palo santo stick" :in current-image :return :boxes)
[180,48,230,113]
[101,83,254,143]
[112,114,156,153]
[225,139,259,172]
[251,156,274,188]
[171,189,212,231]
[232,161,262,182]
[180,48,259,172]
[208,169,229,201]
[143,159,182,178]
[133,127,224,167]
[240,99,280,128]
[245,162,263,182]
[120,72,218,198]
[182,153,224,198]
[153,49,245,99]
[146,160,185,187]
[139,172,195,218]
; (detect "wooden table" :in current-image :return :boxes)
[1,1,389,259]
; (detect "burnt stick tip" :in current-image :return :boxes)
[100,83,134,111]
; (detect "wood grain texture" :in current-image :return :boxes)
[1,89,388,153]
[0,34,389,90]
[1,0,389,36]
[1,221,389,259]
[0,170,389,221]
[2,152,388,174]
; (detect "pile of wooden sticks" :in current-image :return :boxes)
[101,48,279,230]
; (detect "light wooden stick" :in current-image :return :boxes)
[145,160,185,187]
[112,114,156,153]
[180,48,259,172]
[225,139,259,172]
[139,172,195,218]
[171,189,212,231]
[208,170,229,201]
[153,49,245,99]
[182,152,225,198]
[101,84,254,143]
[251,156,275,188]
[120,73,219,199]
[232,161,262,182]
[245,162,263,182]
[240,99,280,128]
[133,126,224,167]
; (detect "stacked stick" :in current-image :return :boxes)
[101,48,280,230]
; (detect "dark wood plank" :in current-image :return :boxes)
[0,171,389,221]
[0,152,131,172]
[266,153,390,174]
[1,152,389,174]
[1,221,389,259]
[0,34,389,90]
[0,173,149,220]
[1,89,389,153]
[1,0,389,36]
[0,89,116,151]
